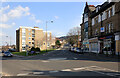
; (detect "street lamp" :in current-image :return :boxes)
[46,20,53,52]
[5,36,8,46]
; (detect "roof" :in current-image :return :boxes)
[16,26,43,30]
[88,6,96,11]
[90,2,115,18]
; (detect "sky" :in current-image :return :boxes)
[0,2,104,45]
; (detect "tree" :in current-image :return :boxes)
[66,27,81,46]
[55,40,61,47]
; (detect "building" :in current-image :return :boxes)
[81,1,120,55]
[80,2,96,52]
[16,26,55,52]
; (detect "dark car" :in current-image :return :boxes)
[8,49,16,52]
[3,51,13,57]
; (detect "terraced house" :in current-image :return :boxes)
[16,26,55,52]
[81,1,120,55]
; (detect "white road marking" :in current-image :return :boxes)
[89,66,119,72]
[17,73,28,76]
[41,61,49,62]
[48,58,67,60]
[2,72,11,76]
[74,58,78,60]
[49,71,59,73]
[61,69,72,71]
[73,68,86,70]
[33,72,44,75]
[82,66,119,77]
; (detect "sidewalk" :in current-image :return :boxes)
[83,52,120,62]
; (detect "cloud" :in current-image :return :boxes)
[0,14,9,22]
[0,5,42,28]
[0,22,16,29]
[30,14,42,24]
[8,5,30,18]
[0,5,30,23]
[54,16,59,19]
[0,32,5,37]
[0,5,10,14]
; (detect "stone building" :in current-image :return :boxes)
[81,2,120,55]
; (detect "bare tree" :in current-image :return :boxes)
[66,27,81,46]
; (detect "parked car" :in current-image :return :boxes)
[71,47,75,52]
[75,48,84,54]
[8,49,16,52]
[3,51,13,57]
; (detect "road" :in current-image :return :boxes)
[1,46,120,78]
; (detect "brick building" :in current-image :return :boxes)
[81,2,120,55]
[16,26,55,52]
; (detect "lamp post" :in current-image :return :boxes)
[6,36,8,46]
[46,20,53,52]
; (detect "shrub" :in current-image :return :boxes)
[30,47,41,52]
[36,47,40,52]
[30,47,36,51]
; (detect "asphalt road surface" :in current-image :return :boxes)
[1,46,120,78]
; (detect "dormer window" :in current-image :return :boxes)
[96,7,99,13]
[96,6,100,13]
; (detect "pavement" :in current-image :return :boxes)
[1,46,120,78]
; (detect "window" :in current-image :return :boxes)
[106,25,108,34]
[32,38,34,40]
[112,5,115,16]
[111,23,114,32]
[108,10,111,18]
[98,14,101,23]
[84,22,88,32]
[32,34,35,37]
[108,23,111,33]
[29,33,31,35]
[32,30,35,33]
[29,42,31,44]
[32,42,34,44]
[29,37,31,40]
[96,7,99,13]
[92,18,95,26]
[102,11,106,20]
[22,42,25,45]
[95,17,98,24]
[22,47,25,50]
[84,13,88,23]
[28,28,31,31]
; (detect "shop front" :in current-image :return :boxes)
[83,40,89,52]
[115,32,120,55]
[89,37,100,53]
[99,35,115,55]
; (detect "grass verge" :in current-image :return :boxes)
[12,49,56,56]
